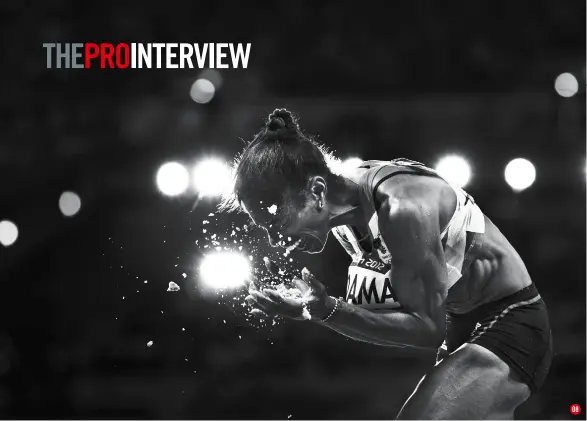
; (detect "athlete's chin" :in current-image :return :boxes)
[304,245,323,254]
[301,234,326,254]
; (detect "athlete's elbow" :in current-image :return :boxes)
[415,315,445,348]
[426,328,445,349]
[414,329,444,349]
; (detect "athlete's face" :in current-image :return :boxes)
[241,178,330,254]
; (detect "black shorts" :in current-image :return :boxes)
[437,283,553,392]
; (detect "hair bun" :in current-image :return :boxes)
[267,108,296,132]
[267,117,286,131]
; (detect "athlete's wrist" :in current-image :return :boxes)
[309,295,337,321]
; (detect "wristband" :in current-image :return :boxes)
[320,297,340,322]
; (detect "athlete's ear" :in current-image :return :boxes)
[309,176,326,204]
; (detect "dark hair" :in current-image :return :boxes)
[220,109,332,213]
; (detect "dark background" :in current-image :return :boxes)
[0,1,585,419]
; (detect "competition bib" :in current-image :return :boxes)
[336,212,401,310]
[345,256,401,310]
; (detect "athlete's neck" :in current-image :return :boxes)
[325,173,367,230]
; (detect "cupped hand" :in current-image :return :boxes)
[245,265,329,321]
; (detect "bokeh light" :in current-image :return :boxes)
[435,155,471,188]
[0,220,18,247]
[504,158,536,192]
[199,251,251,289]
[192,158,232,197]
[326,156,362,175]
[554,73,579,98]
[342,157,363,169]
[156,162,190,196]
[58,191,81,217]
[190,78,215,104]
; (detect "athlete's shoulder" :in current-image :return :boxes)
[357,158,442,210]
[357,160,401,191]
[359,158,434,186]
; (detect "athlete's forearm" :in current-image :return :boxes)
[315,296,443,349]
[323,324,406,347]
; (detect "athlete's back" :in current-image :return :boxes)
[333,158,533,313]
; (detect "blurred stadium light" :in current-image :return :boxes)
[192,158,232,197]
[504,158,536,192]
[199,250,251,289]
[554,73,579,98]
[342,157,363,169]
[435,155,471,188]
[190,78,216,104]
[58,191,82,217]
[156,162,190,197]
[326,156,362,175]
[0,220,18,247]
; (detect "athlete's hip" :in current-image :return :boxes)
[440,283,552,392]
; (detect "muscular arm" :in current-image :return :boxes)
[316,187,449,349]
[322,319,408,347]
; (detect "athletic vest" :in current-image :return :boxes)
[332,158,486,311]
